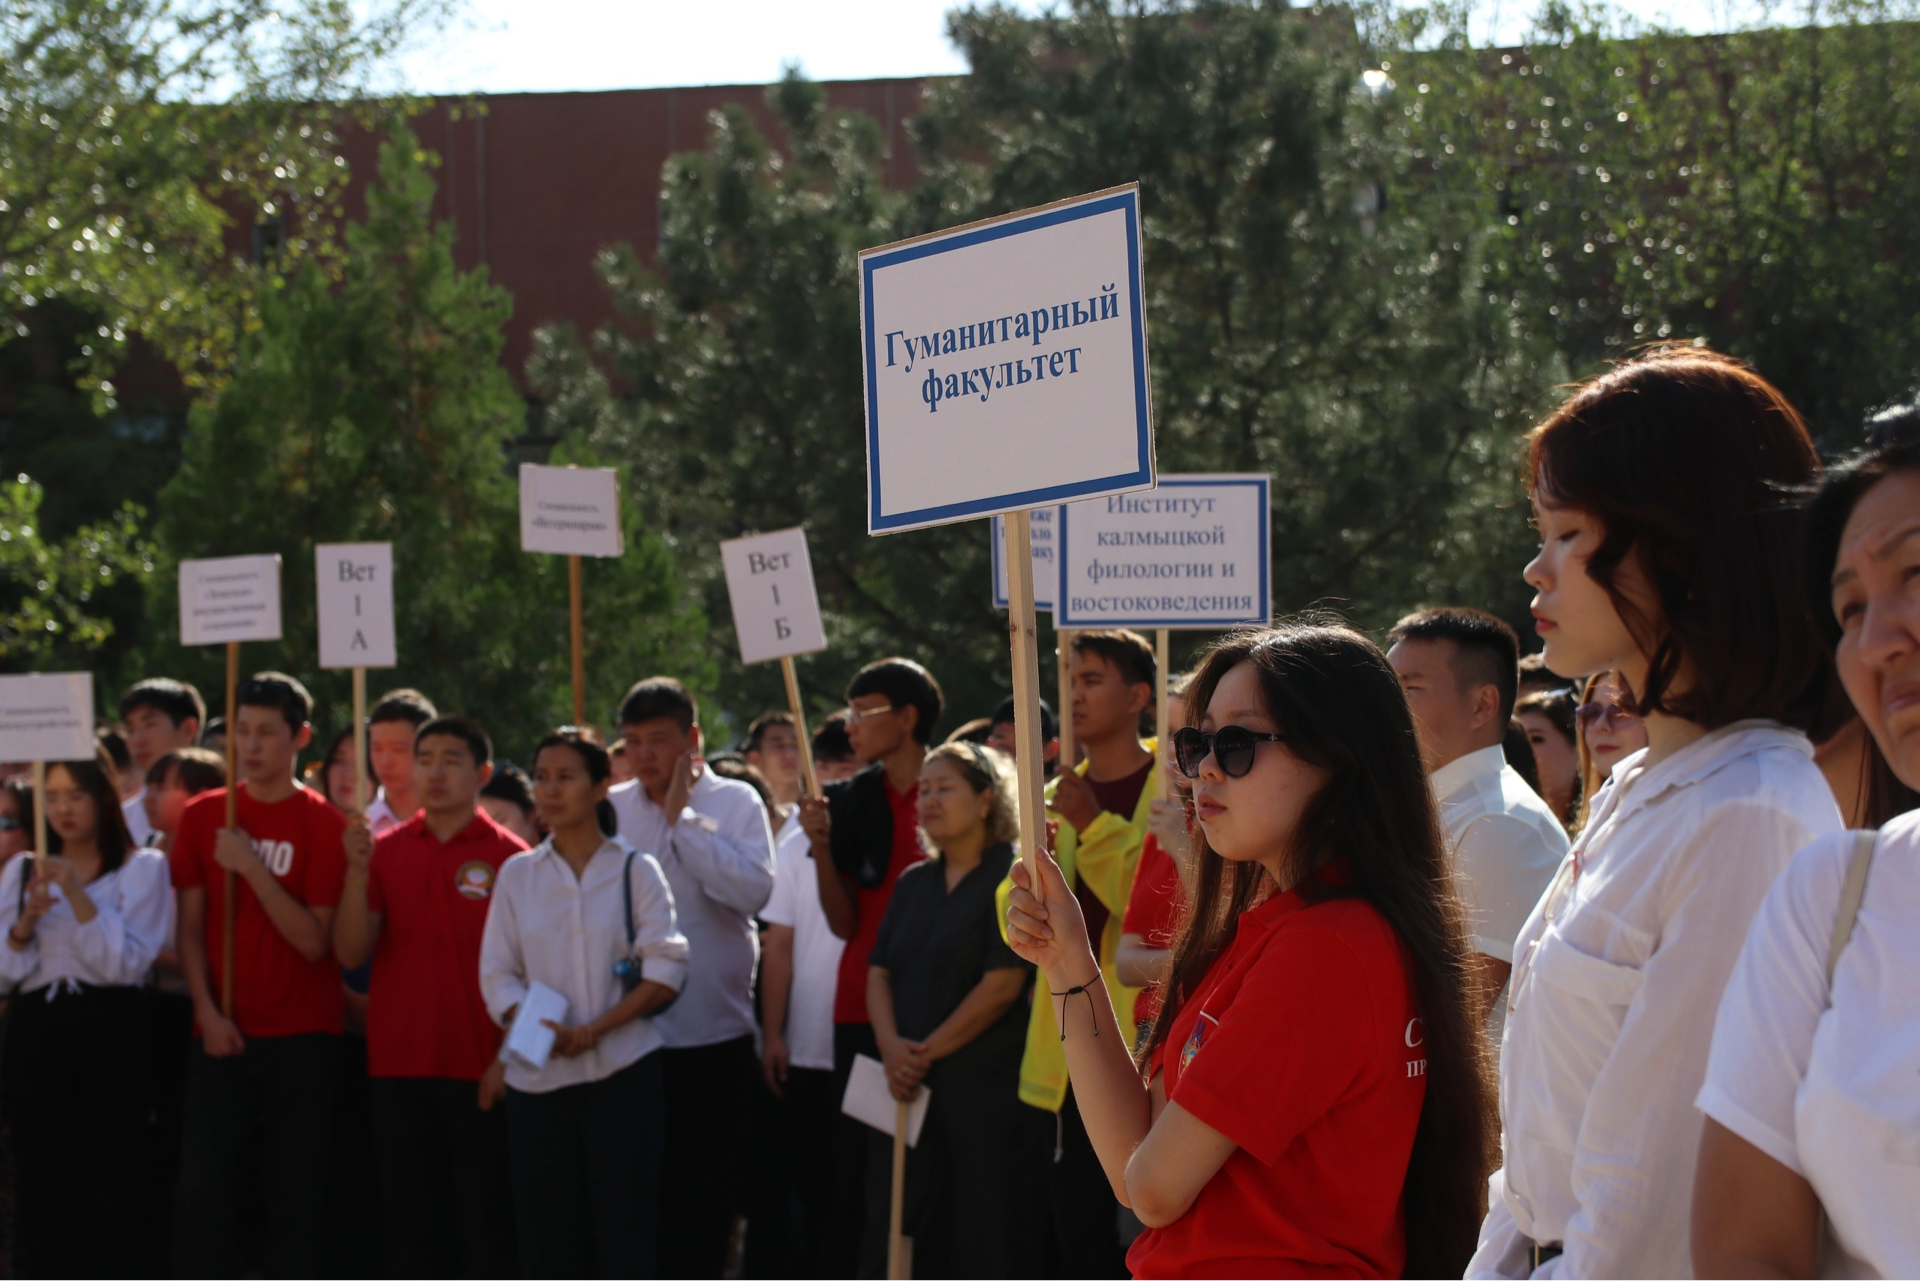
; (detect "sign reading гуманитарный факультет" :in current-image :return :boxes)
[1055,474,1271,629]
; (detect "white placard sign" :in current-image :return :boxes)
[1055,474,1271,628]
[0,672,95,762]
[860,184,1155,534]
[991,508,1059,611]
[315,543,397,669]
[178,555,284,646]
[720,527,827,665]
[519,464,624,558]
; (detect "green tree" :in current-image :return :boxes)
[0,472,153,670]
[146,124,706,759]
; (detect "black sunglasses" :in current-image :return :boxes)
[1173,725,1286,779]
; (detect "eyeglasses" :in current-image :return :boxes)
[844,703,897,725]
[1576,701,1639,735]
[1173,725,1286,779]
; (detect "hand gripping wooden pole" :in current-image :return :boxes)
[1156,628,1172,801]
[222,639,239,1018]
[352,666,368,812]
[780,656,821,799]
[568,553,586,727]
[1004,511,1047,891]
[1055,627,1075,772]
[889,1097,910,1279]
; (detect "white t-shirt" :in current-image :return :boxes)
[121,788,155,850]
[759,807,844,1072]
[1698,810,1920,1279]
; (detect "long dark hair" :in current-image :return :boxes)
[46,743,134,872]
[533,727,618,838]
[1140,620,1493,1277]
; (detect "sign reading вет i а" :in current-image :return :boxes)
[0,672,95,763]
[178,554,284,646]
[315,543,396,669]
[860,184,1155,535]
[519,464,623,558]
[991,508,1059,612]
[720,528,827,666]
[1055,474,1271,629]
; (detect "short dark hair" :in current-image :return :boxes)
[619,677,697,732]
[945,717,995,746]
[1070,629,1156,689]
[149,746,228,795]
[812,710,854,762]
[47,744,134,869]
[238,672,313,734]
[415,715,492,767]
[370,688,436,729]
[845,658,944,745]
[990,694,1058,741]
[745,711,795,753]
[1388,607,1522,723]
[95,726,132,774]
[705,752,775,813]
[481,761,536,816]
[119,678,206,730]
[1529,344,1828,732]
[1803,395,1920,650]
[1516,652,1573,698]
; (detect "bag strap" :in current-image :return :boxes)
[622,848,637,950]
[1825,829,1878,989]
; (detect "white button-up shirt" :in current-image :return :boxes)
[121,789,155,850]
[1471,721,1842,1279]
[0,849,173,994]
[478,835,689,1093]
[1434,743,1570,964]
[610,769,776,1049]
[366,788,408,836]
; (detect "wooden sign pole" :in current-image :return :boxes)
[30,760,46,860]
[221,639,239,1018]
[1004,512,1047,887]
[1055,628,1075,772]
[889,1097,909,1279]
[568,554,586,727]
[1156,628,1172,801]
[352,666,368,812]
[779,656,821,799]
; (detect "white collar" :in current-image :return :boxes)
[1596,719,1812,823]
[1430,742,1509,800]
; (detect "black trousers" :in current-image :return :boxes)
[656,1034,757,1277]
[138,989,194,1277]
[506,1051,663,1278]
[172,1032,340,1278]
[1,984,152,1278]
[829,1022,879,1280]
[739,1062,839,1279]
[372,1076,516,1278]
[1019,1088,1129,1279]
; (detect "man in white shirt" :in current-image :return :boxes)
[364,689,435,833]
[117,678,206,849]
[1388,608,1568,1029]
[609,677,776,1279]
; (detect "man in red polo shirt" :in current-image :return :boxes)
[334,714,526,1277]
[171,672,347,1277]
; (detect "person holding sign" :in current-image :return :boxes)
[0,742,173,1276]
[169,673,349,1278]
[1005,623,1495,1278]
[117,677,206,847]
[334,715,526,1278]
[478,728,688,1277]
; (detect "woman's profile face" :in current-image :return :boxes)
[43,765,98,847]
[1518,709,1578,820]
[1524,500,1646,684]
[918,756,989,846]
[1830,469,1920,788]
[532,745,606,833]
[1189,660,1328,873]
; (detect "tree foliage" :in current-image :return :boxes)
[0,472,152,669]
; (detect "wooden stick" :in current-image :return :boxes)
[889,1097,909,1280]
[1004,511,1047,889]
[1055,627,1075,773]
[222,640,239,1018]
[780,655,821,799]
[1156,628,1172,801]
[568,553,586,727]
[352,666,368,812]
[30,760,46,860]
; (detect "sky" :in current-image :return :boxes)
[387,0,1786,96]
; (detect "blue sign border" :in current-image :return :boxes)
[990,510,1059,612]
[1053,475,1271,628]
[862,188,1154,534]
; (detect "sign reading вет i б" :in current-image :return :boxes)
[860,184,1155,535]
[991,508,1059,612]
[720,528,827,666]
[1055,474,1271,629]
[0,672,95,763]
[315,543,396,669]
[178,555,284,646]
[519,464,623,558]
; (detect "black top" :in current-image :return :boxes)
[825,762,895,889]
[868,842,1032,1070]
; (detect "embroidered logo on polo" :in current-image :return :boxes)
[455,860,495,900]
[1405,1017,1428,1078]
[1180,1012,1220,1073]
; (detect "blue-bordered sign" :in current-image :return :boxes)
[1054,474,1271,628]
[859,185,1155,535]
[990,508,1060,612]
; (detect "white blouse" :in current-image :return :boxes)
[478,835,690,1094]
[1699,812,1920,1279]
[0,849,174,994]
[1470,721,1842,1279]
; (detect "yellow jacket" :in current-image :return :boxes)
[996,742,1158,1112]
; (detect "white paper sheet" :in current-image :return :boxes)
[840,1053,930,1147]
[503,980,569,1072]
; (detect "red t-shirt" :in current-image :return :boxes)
[1128,887,1425,1280]
[1121,834,1184,1024]
[171,783,349,1039]
[365,808,528,1080]
[834,778,923,1024]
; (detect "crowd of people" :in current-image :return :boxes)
[0,342,1914,1279]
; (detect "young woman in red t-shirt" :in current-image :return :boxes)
[1008,621,1493,1279]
